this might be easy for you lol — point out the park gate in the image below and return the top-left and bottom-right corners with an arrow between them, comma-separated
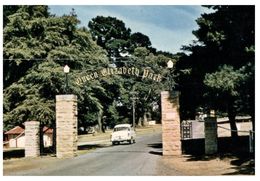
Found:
24,92 -> 220,158
24,92 -> 183,158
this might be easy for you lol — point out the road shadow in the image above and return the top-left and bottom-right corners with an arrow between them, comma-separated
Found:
3,149 -> 25,160
4,146 -> 57,159
147,143 -> 163,156
112,142 -> 133,146
78,144 -> 111,150
222,156 -> 255,175
181,136 -> 255,175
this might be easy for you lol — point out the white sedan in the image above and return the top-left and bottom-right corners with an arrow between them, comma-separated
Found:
110,124 -> 136,145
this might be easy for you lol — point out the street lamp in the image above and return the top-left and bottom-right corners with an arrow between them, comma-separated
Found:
64,65 -> 70,94
130,91 -> 138,128
167,60 -> 174,90
167,60 -> 174,69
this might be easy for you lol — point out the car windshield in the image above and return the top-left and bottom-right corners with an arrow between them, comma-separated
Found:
114,127 -> 129,132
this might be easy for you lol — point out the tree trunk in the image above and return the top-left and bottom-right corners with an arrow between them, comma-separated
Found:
101,116 -> 106,133
229,116 -> 238,138
250,110 -> 255,132
137,117 -> 142,127
52,122 -> 56,154
228,100 -> 238,142
39,122 -> 44,155
142,112 -> 148,126
97,111 -> 103,133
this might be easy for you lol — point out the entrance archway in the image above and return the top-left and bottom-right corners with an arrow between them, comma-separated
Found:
54,90 -> 181,158
54,64 -> 182,158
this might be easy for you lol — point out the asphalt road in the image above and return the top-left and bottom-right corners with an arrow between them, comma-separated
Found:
11,132 -> 180,176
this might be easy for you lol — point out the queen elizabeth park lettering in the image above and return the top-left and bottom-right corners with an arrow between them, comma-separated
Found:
74,66 -> 162,85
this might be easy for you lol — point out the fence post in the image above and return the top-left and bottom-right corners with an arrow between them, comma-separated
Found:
249,130 -> 254,153
204,117 -> 218,155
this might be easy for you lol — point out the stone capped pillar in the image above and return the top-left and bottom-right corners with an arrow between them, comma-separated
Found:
25,121 -> 40,157
161,91 -> 181,156
56,95 -> 78,158
204,117 -> 218,154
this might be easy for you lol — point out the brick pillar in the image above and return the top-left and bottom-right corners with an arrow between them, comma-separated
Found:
56,95 -> 77,158
204,117 -> 218,154
25,121 -> 40,157
161,91 -> 181,156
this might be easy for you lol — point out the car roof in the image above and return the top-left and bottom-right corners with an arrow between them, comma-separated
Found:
114,124 -> 131,128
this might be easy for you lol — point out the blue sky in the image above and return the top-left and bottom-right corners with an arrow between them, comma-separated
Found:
49,5 -> 212,54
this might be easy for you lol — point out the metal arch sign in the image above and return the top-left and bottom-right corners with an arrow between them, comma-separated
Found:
74,66 -> 163,86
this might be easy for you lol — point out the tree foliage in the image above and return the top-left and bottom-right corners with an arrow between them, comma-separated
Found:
87,15 -> 177,128
204,65 -> 245,97
3,6 -> 109,130
177,5 -> 255,137
88,16 -> 131,60
88,16 -> 156,62
3,6 -> 176,132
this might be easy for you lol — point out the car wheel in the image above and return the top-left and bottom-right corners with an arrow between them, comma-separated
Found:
112,141 -> 116,145
128,138 -> 133,144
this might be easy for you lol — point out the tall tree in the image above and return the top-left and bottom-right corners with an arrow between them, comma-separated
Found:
88,16 -> 157,62
88,16 -> 131,60
178,6 -> 255,138
88,16 -> 178,128
3,6 -> 109,130
4,7 -> 178,133
129,32 -> 152,51
204,65 -> 250,138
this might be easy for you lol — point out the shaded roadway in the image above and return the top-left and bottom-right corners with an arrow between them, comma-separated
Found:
8,132 -> 182,176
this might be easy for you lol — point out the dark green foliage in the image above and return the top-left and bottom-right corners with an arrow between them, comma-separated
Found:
177,6 -> 255,136
3,7 -> 176,132
87,15 -> 178,127
204,65 -> 245,97
130,32 -> 152,52
3,6 -> 109,130
88,16 -> 157,62
3,5 -> 21,27
88,16 -> 131,59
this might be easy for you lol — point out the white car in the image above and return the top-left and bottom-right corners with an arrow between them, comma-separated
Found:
111,124 -> 136,145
